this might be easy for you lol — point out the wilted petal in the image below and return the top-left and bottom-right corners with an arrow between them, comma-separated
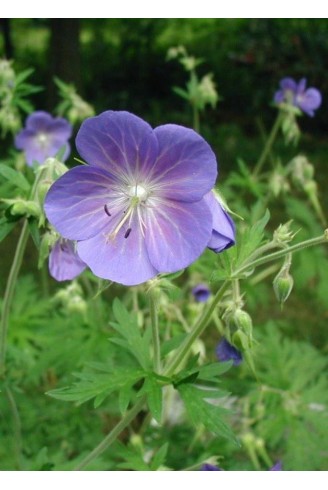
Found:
44,166 -> 123,241
204,191 -> 235,252
76,110 -> 158,181
150,125 -> 217,202
49,240 -> 86,281
145,197 -> 212,272
77,214 -> 158,286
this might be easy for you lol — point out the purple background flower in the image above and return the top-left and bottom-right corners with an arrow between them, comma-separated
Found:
45,111 -> 235,286
200,463 -> 222,471
49,239 -> 86,282
216,338 -> 242,366
192,284 -> 211,303
15,111 -> 72,166
274,77 -> 322,117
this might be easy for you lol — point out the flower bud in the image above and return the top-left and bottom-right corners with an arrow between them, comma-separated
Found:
232,329 -> 252,351
10,199 -> 40,218
273,271 -> 294,305
233,309 -> 253,338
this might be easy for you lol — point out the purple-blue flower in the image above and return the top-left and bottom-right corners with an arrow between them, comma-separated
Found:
44,111 -> 235,286
274,78 -> 322,117
15,111 -> 72,166
269,461 -> 282,471
49,239 -> 86,282
200,463 -> 222,471
216,338 -> 242,366
192,284 -> 211,303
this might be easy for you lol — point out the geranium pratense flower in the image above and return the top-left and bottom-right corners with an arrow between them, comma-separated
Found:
15,111 -> 72,166
44,110 -> 235,286
49,239 -> 86,282
274,78 -> 322,117
216,338 -> 242,366
192,284 -> 211,303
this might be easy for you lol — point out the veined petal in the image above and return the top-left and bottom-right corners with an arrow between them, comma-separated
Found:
77,214 -> 158,286
145,197 -> 212,272
149,125 -> 217,202
76,111 -> 158,182
49,240 -> 86,281
44,166 -> 123,241
204,191 -> 235,252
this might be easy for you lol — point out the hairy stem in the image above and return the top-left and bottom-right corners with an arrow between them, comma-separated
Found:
0,219 -> 30,375
149,290 -> 161,373
253,112 -> 282,177
164,281 -> 230,376
74,395 -> 146,471
4,385 -> 23,470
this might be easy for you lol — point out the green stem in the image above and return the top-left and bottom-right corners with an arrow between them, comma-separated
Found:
4,385 -> 23,470
193,103 -> 200,133
235,231 -> 328,277
149,291 -> 161,373
253,112 -> 282,177
0,219 -> 30,375
73,395 -> 146,471
164,281 -> 230,376
0,167 -> 45,376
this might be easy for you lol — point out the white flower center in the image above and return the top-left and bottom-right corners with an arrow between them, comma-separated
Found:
127,184 -> 148,202
36,132 -> 49,148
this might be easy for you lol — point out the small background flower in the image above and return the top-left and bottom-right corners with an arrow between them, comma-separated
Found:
216,338 -> 243,366
192,283 -> 211,302
15,110 -> 72,165
274,77 -> 322,117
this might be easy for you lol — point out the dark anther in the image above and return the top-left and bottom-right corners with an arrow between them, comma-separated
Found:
124,228 -> 132,239
104,204 -> 111,216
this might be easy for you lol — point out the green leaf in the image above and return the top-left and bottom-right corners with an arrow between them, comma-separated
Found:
172,86 -> 190,100
198,361 -> 233,381
28,218 -> 41,248
47,366 -> 145,407
0,164 -> 31,192
141,374 -> 163,424
0,216 -> 16,242
235,209 -> 270,267
150,443 -> 169,470
119,383 -> 134,414
14,68 -> 34,85
111,298 -> 152,370
176,383 -> 237,443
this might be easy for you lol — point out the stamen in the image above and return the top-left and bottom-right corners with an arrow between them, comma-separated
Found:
104,204 -> 111,216
124,228 -> 132,239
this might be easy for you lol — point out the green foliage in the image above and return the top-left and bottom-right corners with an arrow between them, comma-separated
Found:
110,298 -> 152,370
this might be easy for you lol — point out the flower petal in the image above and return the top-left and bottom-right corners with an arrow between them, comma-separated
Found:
279,77 -> 297,92
77,214 -> 158,286
44,166 -> 122,241
49,240 -> 86,281
297,88 -> 322,116
76,110 -> 158,181
150,124 -> 217,202
204,191 -> 235,252
145,197 -> 212,272
26,111 -> 54,131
